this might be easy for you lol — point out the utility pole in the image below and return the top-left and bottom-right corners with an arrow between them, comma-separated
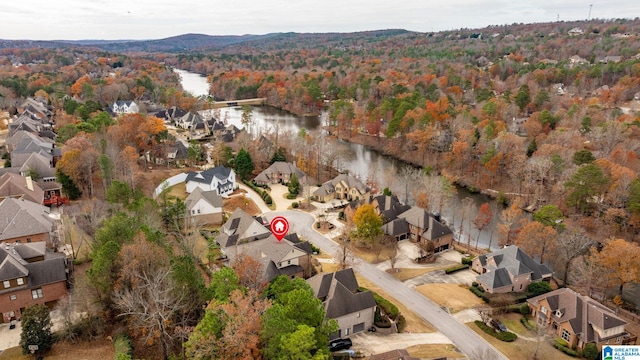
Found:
588,4 -> 593,21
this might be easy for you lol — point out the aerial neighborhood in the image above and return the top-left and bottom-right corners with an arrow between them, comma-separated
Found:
1,17 -> 640,360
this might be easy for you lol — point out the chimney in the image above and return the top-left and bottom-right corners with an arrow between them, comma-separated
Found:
26,176 -> 34,191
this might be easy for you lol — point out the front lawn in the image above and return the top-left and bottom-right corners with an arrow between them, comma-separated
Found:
416,284 -> 485,312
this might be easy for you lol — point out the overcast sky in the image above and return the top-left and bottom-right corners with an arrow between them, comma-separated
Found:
3,0 -> 638,40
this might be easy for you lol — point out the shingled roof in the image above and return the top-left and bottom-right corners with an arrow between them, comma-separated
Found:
0,197 -> 52,241
253,161 -> 307,184
215,208 -> 271,248
0,173 -> 45,204
476,245 -> 552,290
528,288 -> 627,344
307,268 -> 376,320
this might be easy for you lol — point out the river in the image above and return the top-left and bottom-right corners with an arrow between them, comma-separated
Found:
175,69 -> 500,250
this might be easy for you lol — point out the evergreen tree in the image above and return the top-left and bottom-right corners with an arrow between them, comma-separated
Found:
288,173 -> 300,195
234,148 -> 254,180
20,304 -> 53,355
56,170 -> 81,200
526,138 -> 537,158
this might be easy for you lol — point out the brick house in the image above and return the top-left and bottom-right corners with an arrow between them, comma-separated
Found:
253,161 -> 307,186
313,173 -> 370,202
528,288 -> 636,350
0,197 -> 55,248
0,242 -> 68,323
472,245 -> 552,294
383,206 -> 453,252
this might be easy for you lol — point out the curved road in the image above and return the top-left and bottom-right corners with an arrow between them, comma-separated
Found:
266,211 -> 508,360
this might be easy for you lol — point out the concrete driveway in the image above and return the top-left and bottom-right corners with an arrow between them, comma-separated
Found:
350,332 -> 453,356
404,268 -> 478,288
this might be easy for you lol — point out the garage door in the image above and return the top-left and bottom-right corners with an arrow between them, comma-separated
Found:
353,322 -> 365,333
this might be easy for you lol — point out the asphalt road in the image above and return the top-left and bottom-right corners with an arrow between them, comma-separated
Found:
267,210 -> 508,360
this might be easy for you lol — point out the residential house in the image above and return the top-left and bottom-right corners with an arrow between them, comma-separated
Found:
176,112 -> 207,132
472,245 -> 552,294
383,206 -> 453,252
0,173 -> 45,205
253,161 -> 307,186
111,101 -> 140,115
185,166 -> 236,197
185,187 -> 223,226
307,268 -> 376,339
598,55 -> 622,64
0,197 -> 55,248
0,242 -> 69,324
369,349 -> 420,360
162,140 -> 189,166
215,209 -> 313,279
313,174 -> 370,202
528,288 -> 637,350
154,106 -> 187,123
569,55 -> 589,68
343,194 -> 410,224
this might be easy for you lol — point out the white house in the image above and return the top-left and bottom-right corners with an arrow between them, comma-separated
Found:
111,101 -> 140,115
185,166 -> 236,197
185,187 -> 223,226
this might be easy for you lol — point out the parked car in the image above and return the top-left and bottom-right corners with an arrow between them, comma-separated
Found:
329,338 -> 353,352
490,319 -> 508,332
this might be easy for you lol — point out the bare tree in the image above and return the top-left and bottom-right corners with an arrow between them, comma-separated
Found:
460,197 -> 476,250
556,229 -> 593,286
114,268 -> 187,360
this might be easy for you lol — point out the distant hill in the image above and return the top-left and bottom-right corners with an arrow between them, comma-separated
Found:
0,29 -> 413,53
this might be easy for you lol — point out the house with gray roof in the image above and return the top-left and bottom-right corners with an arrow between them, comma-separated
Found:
382,206 -> 453,252
528,288 -> 636,350
472,245 -> 552,294
0,173 -> 45,205
253,161 -> 306,186
0,197 -> 55,248
0,242 -> 68,324
307,268 -> 376,339
185,165 -> 236,197
215,208 -> 272,248
215,208 -> 312,279
344,194 -> 410,224
185,187 -> 223,226
313,173 -> 370,202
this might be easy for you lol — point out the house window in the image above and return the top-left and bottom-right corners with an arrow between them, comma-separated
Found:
541,306 -> 547,314
345,328 -> 349,336
561,329 -> 571,343
27,237 -> 31,243
17,278 -> 24,285
3,280 -> 9,289
31,288 -> 43,299
10,295 -> 17,301
616,336 -> 621,343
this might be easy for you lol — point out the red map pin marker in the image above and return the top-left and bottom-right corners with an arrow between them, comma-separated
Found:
270,216 -> 289,241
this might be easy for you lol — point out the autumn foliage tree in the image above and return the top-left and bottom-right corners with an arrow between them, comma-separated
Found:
185,289 -> 270,360
515,222 -> 557,263
473,202 -> 493,250
497,200 -> 527,247
591,238 -> 640,296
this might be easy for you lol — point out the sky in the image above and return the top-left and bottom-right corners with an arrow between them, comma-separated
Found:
2,0 -> 639,40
